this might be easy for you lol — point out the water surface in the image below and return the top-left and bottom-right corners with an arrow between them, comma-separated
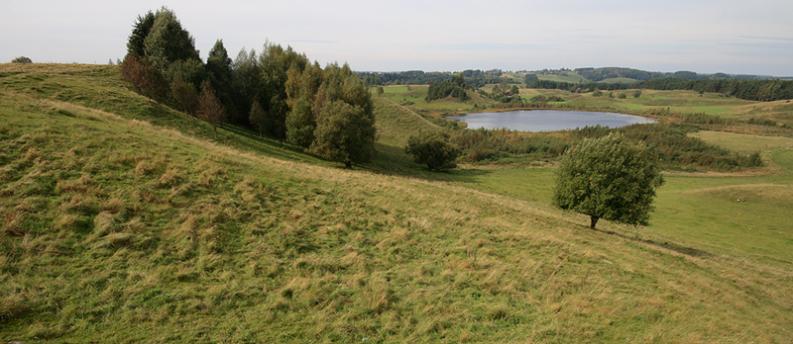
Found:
449,110 -> 654,132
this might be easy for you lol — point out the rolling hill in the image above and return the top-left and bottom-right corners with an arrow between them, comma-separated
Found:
1,64 -> 792,343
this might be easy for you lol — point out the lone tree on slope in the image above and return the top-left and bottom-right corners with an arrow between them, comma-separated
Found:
553,133 -> 664,229
197,81 -> 226,136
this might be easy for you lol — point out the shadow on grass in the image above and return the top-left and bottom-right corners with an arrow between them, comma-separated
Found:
366,142 -> 492,183
592,227 -> 711,258
219,123 -> 327,165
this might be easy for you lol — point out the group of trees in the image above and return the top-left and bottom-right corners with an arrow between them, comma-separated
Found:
426,73 -> 468,101
640,78 -> 793,101
524,73 -> 793,101
120,8 -> 375,166
403,129 -> 667,229
486,84 -> 522,103
11,56 -> 32,64
358,69 -> 505,88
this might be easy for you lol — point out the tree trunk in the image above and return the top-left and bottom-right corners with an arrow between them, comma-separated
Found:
589,216 -> 599,229
344,160 -> 352,169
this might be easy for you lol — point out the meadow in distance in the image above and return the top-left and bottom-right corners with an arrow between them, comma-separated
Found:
1,5 -> 793,343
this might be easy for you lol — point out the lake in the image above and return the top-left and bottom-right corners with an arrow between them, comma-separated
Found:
449,110 -> 655,132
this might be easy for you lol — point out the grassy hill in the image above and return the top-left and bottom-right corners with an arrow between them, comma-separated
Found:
2,64 -> 793,342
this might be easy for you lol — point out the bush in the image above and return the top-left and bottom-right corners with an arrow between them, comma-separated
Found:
11,56 -> 32,64
553,133 -> 664,229
405,132 -> 460,171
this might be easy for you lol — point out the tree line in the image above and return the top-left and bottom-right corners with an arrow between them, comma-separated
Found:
358,69 -> 505,88
640,78 -> 793,101
524,74 -> 793,101
120,8 -> 375,167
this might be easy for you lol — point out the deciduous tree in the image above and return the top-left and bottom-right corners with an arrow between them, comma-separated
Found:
553,133 -> 664,229
310,100 -> 375,168
197,81 -> 226,135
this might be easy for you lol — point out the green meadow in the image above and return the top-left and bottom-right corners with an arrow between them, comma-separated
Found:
2,64 -> 792,343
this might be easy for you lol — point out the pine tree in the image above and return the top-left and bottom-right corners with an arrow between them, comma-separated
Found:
143,8 -> 200,73
231,48 -> 261,126
207,40 -> 236,118
126,11 -> 155,56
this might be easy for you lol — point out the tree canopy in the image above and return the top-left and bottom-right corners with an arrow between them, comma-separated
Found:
553,133 -> 664,229
121,8 -> 377,165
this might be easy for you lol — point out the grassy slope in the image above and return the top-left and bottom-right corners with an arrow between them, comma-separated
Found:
2,65 -> 793,343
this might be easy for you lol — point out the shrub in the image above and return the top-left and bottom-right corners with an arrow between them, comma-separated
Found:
405,132 -> 460,171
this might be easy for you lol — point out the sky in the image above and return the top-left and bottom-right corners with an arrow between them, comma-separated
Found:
2,0 -> 793,75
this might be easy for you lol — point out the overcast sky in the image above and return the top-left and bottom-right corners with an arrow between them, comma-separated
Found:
2,0 -> 793,75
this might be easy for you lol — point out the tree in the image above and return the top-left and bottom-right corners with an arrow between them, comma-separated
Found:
197,81 -> 226,135
126,11 -> 155,56
307,63 -> 376,166
553,133 -> 664,229
285,96 -> 315,147
121,54 -> 168,100
310,100 -> 376,168
249,99 -> 267,136
143,8 -> 200,73
165,58 -> 206,90
231,48 -> 261,126
11,56 -> 32,64
206,40 -> 236,117
258,43 -> 309,139
405,132 -> 460,171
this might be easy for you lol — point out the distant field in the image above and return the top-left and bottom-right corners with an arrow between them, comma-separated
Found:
536,71 -> 587,83
598,77 -> 640,84
383,83 -> 791,124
